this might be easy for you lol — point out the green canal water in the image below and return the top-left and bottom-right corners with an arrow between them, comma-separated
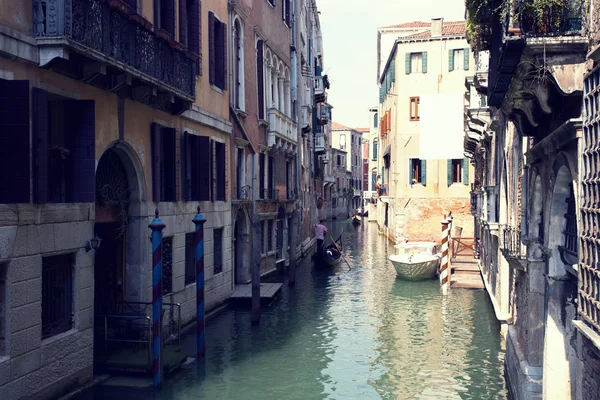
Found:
78,221 -> 507,400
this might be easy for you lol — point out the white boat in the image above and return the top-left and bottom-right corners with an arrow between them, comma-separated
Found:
389,242 -> 441,281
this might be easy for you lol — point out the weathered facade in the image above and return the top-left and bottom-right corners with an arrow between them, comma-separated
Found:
0,0 -> 232,398
465,0 -> 593,398
331,123 -> 363,216
376,18 -> 475,244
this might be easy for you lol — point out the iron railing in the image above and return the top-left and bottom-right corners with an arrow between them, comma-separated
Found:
42,254 -> 73,339
237,185 -> 251,201
500,224 -> 525,259
260,188 -> 280,201
32,0 -> 196,97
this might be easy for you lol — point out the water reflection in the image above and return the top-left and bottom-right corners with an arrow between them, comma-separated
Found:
76,220 -> 506,400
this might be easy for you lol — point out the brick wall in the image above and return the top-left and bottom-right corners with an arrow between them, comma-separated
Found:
581,334 -> 600,400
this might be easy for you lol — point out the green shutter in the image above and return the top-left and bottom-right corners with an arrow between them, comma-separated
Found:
447,159 -> 453,186
422,52 -> 428,73
408,158 -> 413,183
405,52 -> 411,74
464,48 -> 470,70
390,58 -> 396,82
421,160 -> 427,186
448,49 -> 454,72
379,85 -> 385,103
462,158 -> 469,185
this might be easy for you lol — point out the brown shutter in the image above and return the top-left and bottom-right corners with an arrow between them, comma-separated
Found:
182,132 -> 190,200
179,0 -> 187,46
189,0 -> 200,74
0,80 -> 30,204
174,129 -> 181,201
164,0 -> 175,36
198,0 -> 202,75
215,142 -> 226,201
198,136 -> 210,201
257,40 -> 264,119
221,21 -> 227,91
208,12 -> 215,85
162,127 -> 177,201
151,123 -> 162,202
33,88 -> 49,204
68,100 -> 96,203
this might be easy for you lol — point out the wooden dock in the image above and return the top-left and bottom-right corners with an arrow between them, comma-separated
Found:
450,255 -> 484,289
230,283 -> 283,306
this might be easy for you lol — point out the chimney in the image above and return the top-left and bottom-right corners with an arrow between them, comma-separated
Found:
431,17 -> 443,37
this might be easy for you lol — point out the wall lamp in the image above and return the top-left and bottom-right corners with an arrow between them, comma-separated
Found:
85,236 -> 102,252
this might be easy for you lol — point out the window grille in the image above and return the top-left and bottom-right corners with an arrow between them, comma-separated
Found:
42,254 -> 73,339
214,228 -> 223,274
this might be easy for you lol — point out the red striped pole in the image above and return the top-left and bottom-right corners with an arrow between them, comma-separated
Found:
149,208 -> 165,388
440,215 -> 450,295
192,206 -> 207,359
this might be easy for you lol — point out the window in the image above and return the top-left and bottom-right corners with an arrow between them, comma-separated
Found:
179,0 -> 200,75
259,153 -> 266,199
257,40 -> 265,119
340,134 -> 346,149
32,89 -> 95,204
373,112 -> 378,128
448,159 -> 469,185
214,228 -> 223,274
0,264 -> 6,355
233,19 -> 244,109
287,217 -> 292,248
337,155 -> 341,166
237,148 -> 245,198
154,0 -> 175,37
449,48 -> 470,72
0,80 -> 30,204
209,12 -> 227,90
183,133 -> 210,201
151,123 -> 177,202
410,158 -> 427,185
409,97 -> 420,121
185,233 -> 196,285
42,254 -> 73,339
268,0 -> 275,6
373,141 -> 378,160
162,237 -> 173,294
268,156 -> 275,199
268,220 -> 274,251
282,0 -> 291,26
371,172 -> 377,191
261,221 -> 266,254
213,141 -> 226,201
405,52 -> 427,74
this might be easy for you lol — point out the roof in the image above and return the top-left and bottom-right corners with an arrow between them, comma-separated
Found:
331,122 -> 353,131
356,128 -> 370,133
381,21 -> 431,29
403,21 -> 466,39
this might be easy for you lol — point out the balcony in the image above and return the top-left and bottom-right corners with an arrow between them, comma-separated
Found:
33,0 -> 196,114
314,76 -> 326,103
500,224 -> 527,271
267,108 -> 297,154
301,105 -> 312,134
260,189 -> 280,201
319,105 -> 329,124
377,184 -> 388,197
473,51 -> 489,92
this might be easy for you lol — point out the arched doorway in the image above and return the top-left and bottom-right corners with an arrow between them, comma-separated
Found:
543,164 -> 578,399
234,208 -> 250,284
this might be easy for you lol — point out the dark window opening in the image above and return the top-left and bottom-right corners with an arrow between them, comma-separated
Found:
152,124 -> 177,202
410,97 -> 420,121
162,237 -> 173,295
42,254 -> 73,339
268,156 -> 275,199
257,40 -> 265,119
214,141 -> 226,201
259,153 -> 266,199
214,228 -> 223,274
268,220 -> 274,251
185,233 -> 196,285
179,0 -> 200,73
155,0 -> 175,36
237,148 -> 244,198
209,12 -> 227,90
0,264 -> 6,355
183,133 -> 210,201
411,158 -> 423,184
233,19 -> 243,109
451,159 -> 463,184
563,183 -> 578,257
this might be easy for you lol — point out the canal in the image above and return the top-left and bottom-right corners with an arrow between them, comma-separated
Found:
77,221 -> 507,399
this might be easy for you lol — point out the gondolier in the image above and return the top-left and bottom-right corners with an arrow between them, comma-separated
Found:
315,219 -> 328,255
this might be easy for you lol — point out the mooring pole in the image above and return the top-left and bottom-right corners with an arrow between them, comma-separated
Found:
192,206 -> 207,359
440,215 -> 450,295
149,208 -> 166,388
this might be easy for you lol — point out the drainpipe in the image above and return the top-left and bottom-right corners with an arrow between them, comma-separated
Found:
289,0 -> 300,286
251,151 -> 261,325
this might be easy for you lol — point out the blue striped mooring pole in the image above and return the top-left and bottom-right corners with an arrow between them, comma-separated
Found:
192,206 -> 207,359
149,208 -> 165,388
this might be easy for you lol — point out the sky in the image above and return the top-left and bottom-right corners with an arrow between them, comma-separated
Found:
317,0 -> 466,129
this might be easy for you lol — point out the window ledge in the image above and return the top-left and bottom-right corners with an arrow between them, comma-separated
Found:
574,320 -> 600,352
42,328 -> 78,346
267,251 -> 276,257
235,108 -> 248,118
211,85 -> 224,94
266,0 -> 275,8
258,118 -> 269,127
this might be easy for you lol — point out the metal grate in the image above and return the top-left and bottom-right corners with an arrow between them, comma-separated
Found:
42,254 -> 73,339
580,66 -> 600,333
214,228 -> 223,275
184,233 -> 195,285
563,183 -> 578,257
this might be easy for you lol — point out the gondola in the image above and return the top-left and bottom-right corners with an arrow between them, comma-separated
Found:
317,234 -> 343,267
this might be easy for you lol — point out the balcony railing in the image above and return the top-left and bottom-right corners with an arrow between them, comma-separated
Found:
377,184 -> 388,197
268,108 -> 297,150
515,0 -> 584,36
33,0 -> 196,101
315,133 -> 325,154
260,188 -> 280,201
500,224 -> 528,270
236,185 -> 252,201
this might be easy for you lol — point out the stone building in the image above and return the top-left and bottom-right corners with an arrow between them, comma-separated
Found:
376,18 -> 474,244
0,0 -> 233,398
363,107 -> 380,220
464,0 -> 596,398
331,123 -> 363,215
331,148 -> 350,219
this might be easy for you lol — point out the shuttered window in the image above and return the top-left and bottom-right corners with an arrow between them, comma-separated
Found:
410,97 -> 420,121
180,0 -> 201,74
32,91 -> 95,204
259,153 -> 266,199
449,48 -> 469,71
154,0 -> 175,37
448,159 -> 469,185
182,133 -> 210,201
406,52 -> 427,74
257,40 -> 265,119
410,159 -> 426,185
0,80 -> 30,204
283,0 -> 291,26
215,141 -> 226,201
214,228 -> 223,274
209,12 -> 227,90
151,123 -> 177,202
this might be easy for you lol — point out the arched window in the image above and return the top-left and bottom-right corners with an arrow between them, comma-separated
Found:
233,18 -> 244,110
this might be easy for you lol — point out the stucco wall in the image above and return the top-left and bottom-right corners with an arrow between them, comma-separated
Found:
0,1 -> 31,35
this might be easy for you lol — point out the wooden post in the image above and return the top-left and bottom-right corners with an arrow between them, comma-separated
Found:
440,215 -> 450,295
192,206 -> 207,359
149,208 -> 165,388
